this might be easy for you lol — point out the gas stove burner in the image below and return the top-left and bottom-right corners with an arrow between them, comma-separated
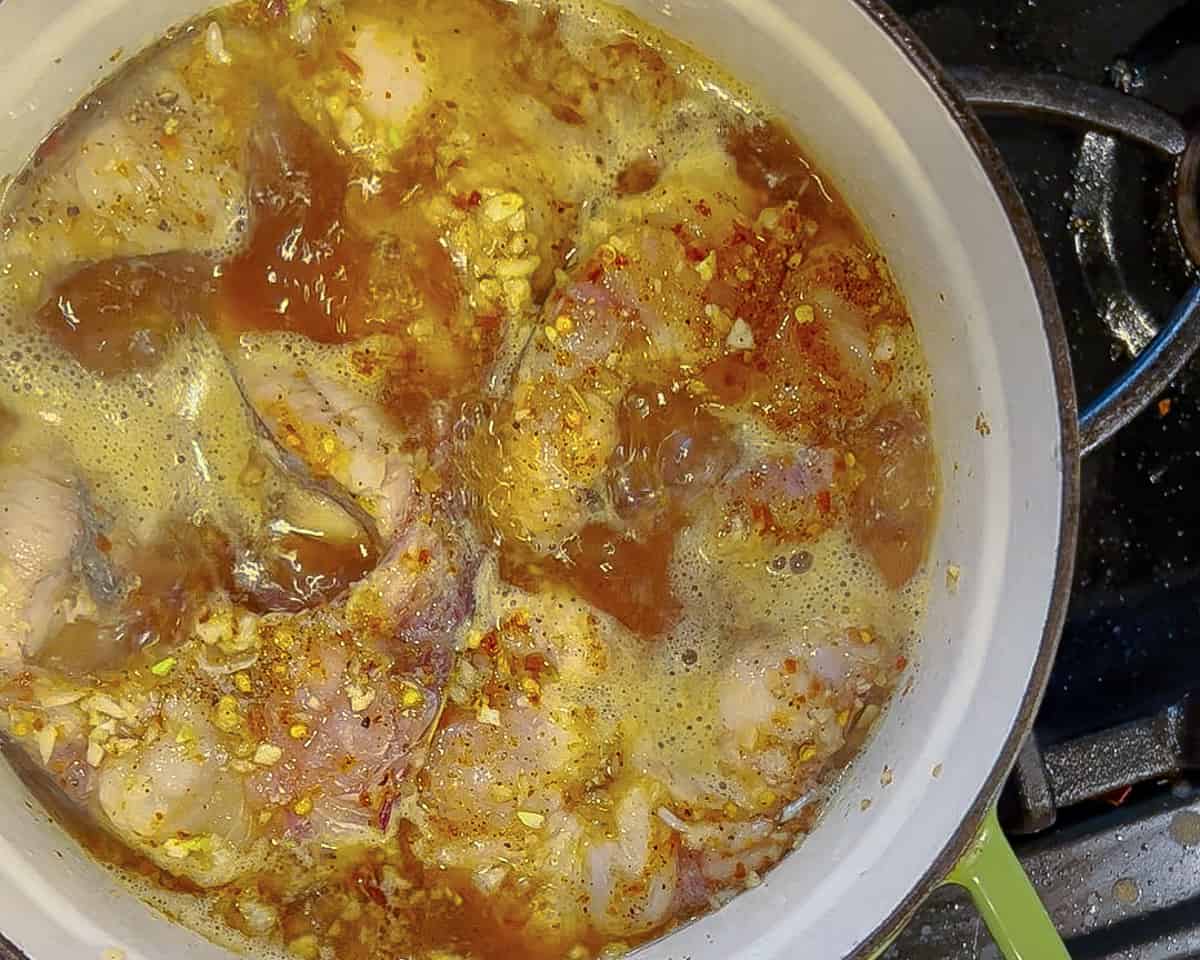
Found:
953,67 -> 1200,454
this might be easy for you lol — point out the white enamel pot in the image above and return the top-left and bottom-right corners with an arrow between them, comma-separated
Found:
0,1 -> 1089,959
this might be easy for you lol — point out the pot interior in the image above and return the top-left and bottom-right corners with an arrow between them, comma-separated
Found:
0,1 -> 1071,957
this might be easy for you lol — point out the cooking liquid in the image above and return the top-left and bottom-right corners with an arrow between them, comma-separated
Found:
0,1 -> 938,958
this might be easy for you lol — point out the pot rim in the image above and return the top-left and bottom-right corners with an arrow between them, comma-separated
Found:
846,1 -> 1081,956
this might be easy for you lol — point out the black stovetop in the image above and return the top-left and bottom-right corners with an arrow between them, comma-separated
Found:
887,2 -> 1200,958
908,0 -> 1200,741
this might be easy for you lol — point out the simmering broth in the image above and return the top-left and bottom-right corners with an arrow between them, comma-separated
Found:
0,1 -> 938,957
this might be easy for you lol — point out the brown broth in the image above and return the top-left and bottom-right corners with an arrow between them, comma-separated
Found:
218,108 -> 374,343
37,255 -> 213,376
0,0 -> 939,957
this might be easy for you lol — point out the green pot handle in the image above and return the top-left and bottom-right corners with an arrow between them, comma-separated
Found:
946,807 -> 1071,960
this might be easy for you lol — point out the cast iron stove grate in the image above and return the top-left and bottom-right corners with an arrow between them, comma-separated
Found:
888,2 -> 1200,958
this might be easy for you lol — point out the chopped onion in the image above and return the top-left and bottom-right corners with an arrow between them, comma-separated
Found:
197,648 -> 259,676
780,792 -> 812,822
656,806 -> 691,833
205,22 -> 232,65
291,10 -> 317,45
474,865 -> 509,894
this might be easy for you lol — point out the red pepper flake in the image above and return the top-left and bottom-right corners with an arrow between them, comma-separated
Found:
551,103 -> 585,126
684,245 -> 708,263
350,349 -> 382,377
750,501 -> 777,534
733,861 -> 747,880
377,790 -> 396,832
586,264 -> 605,283
480,631 -> 501,656
33,122 -> 68,165
336,50 -> 364,77
453,189 -> 483,210
524,653 -> 546,675
504,611 -> 531,634
353,865 -> 388,906
1158,397 -> 1172,417
895,655 -> 908,671
94,534 -> 112,554
729,223 -> 755,245
782,657 -> 798,675
816,490 -> 832,514
613,253 -> 630,268
245,705 -> 268,740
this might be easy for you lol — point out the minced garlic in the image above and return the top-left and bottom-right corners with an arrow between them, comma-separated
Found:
214,695 -> 241,733
725,316 -> 755,351
164,835 -> 211,859
477,704 -> 501,726
86,694 -> 127,720
204,21 -> 232,65
34,688 -> 85,708
488,783 -> 515,803
348,685 -> 376,713
400,686 -> 425,709
36,725 -> 57,764
483,192 -> 524,222
253,743 -> 283,766
946,564 -> 961,592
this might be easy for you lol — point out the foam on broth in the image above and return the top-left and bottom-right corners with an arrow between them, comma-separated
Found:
0,1 -> 939,957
